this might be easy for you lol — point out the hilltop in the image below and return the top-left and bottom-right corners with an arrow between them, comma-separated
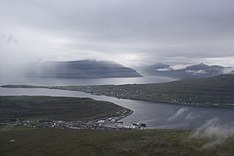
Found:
2,127 -> 234,156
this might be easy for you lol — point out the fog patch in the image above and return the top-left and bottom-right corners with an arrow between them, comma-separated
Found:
170,64 -> 191,70
184,112 -> 200,121
222,67 -> 234,74
189,118 -> 234,149
0,125 -> 14,132
167,107 -> 189,122
0,62 -> 29,85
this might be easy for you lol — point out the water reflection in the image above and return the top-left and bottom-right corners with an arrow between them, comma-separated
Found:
0,76 -> 176,86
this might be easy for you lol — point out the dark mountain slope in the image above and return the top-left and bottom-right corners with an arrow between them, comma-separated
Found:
26,60 -> 142,78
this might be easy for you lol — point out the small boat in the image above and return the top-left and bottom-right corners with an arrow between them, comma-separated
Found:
132,121 -> 146,128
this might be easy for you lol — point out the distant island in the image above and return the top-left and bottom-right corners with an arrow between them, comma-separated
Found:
140,63 -> 233,79
26,60 -> 142,78
4,74 -> 234,108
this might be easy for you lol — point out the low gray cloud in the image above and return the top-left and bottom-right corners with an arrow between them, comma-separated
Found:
167,107 -> 189,122
189,118 -> 234,149
1,0 -> 234,68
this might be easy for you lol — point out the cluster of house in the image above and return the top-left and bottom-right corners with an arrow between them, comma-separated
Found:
1,117 -> 146,130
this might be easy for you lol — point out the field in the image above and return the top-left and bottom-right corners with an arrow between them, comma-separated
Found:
1,126 -> 234,156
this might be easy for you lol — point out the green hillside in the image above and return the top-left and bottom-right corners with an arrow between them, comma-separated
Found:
0,96 -> 130,122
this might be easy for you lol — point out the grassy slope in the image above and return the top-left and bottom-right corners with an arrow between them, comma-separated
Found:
0,96 -> 129,121
1,126 -> 234,156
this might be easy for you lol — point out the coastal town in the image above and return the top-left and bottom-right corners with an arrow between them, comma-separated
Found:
0,108 -> 146,131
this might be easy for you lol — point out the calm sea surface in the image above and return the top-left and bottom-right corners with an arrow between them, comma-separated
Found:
0,76 -> 175,86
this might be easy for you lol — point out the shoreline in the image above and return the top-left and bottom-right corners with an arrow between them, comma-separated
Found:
0,95 -> 135,131
2,85 -> 234,109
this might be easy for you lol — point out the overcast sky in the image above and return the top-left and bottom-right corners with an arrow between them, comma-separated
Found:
1,0 -> 234,68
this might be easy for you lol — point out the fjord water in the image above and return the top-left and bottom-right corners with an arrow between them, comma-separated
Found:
1,76 -> 234,129
0,76 -> 175,86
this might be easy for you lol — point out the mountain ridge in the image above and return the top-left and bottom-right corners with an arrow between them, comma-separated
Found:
140,63 -> 230,79
26,60 -> 142,78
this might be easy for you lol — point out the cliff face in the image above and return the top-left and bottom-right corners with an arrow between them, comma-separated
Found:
27,60 -> 142,78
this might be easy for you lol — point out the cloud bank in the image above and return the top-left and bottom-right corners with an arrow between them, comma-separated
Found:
1,0 -> 234,71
